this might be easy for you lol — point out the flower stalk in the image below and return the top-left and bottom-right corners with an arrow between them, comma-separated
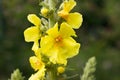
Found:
9,0 -> 98,80
23,0 -> 83,80
47,70 -> 56,80
48,0 -> 58,28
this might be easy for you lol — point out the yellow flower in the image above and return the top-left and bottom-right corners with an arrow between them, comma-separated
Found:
24,14 -> 41,52
29,56 -> 44,71
58,0 -> 83,29
40,22 -> 80,65
29,56 -> 45,80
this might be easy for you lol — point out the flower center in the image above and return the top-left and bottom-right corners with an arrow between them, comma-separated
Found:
35,59 -> 43,69
55,36 -> 62,42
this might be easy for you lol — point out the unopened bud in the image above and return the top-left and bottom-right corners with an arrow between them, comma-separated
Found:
57,66 -> 65,74
41,7 -> 49,17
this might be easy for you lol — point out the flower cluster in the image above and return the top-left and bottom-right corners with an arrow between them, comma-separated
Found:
24,0 -> 83,80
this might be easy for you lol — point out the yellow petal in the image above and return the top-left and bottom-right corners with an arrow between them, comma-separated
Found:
56,55 -> 67,65
60,22 -> 76,37
41,36 -> 61,64
49,48 -> 59,64
48,46 -> 67,65
63,0 -> 76,12
40,36 -> 54,56
32,41 -> 39,52
29,67 -> 45,80
47,23 -> 59,38
34,48 -> 42,58
61,37 -> 80,59
24,26 -> 40,42
27,14 -> 41,26
66,12 -> 83,29
53,37 -> 80,65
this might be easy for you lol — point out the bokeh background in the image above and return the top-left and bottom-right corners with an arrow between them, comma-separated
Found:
0,0 -> 120,80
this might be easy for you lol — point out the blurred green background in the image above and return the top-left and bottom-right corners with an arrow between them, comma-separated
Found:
0,0 -> 120,80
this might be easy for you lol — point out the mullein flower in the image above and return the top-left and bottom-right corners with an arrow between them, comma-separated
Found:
29,56 -> 45,80
29,56 -> 45,71
40,22 -> 80,65
58,0 -> 83,29
24,14 -> 41,52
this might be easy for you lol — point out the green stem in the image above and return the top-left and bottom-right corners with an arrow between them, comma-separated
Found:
49,0 -> 56,9
48,0 -> 57,28
46,65 -> 57,80
47,71 -> 56,80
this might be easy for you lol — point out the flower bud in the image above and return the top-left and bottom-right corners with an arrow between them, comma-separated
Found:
41,7 -> 49,17
57,66 -> 65,74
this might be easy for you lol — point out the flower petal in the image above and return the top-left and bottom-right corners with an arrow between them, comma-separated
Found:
24,26 -> 40,42
66,12 -> 83,29
27,14 -> 41,26
56,55 -> 67,65
49,48 -> 59,64
47,23 -> 59,38
34,48 -> 42,58
60,22 -> 76,37
29,56 -> 44,71
63,0 -> 76,12
61,37 -> 80,59
32,41 -> 39,52
29,67 -> 45,80
40,36 -> 54,56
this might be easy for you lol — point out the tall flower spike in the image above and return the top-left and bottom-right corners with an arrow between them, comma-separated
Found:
58,0 -> 83,29
24,14 -> 41,52
40,22 -> 80,65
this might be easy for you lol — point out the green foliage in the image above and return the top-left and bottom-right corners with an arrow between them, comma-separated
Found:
81,57 -> 96,80
8,69 -> 24,80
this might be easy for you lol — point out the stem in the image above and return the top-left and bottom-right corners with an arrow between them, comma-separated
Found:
48,0 -> 57,28
47,71 -> 56,80
49,0 -> 56,9
46,65 -> 57,80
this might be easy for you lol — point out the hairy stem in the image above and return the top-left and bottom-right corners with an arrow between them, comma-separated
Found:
48,0 -> 58,28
